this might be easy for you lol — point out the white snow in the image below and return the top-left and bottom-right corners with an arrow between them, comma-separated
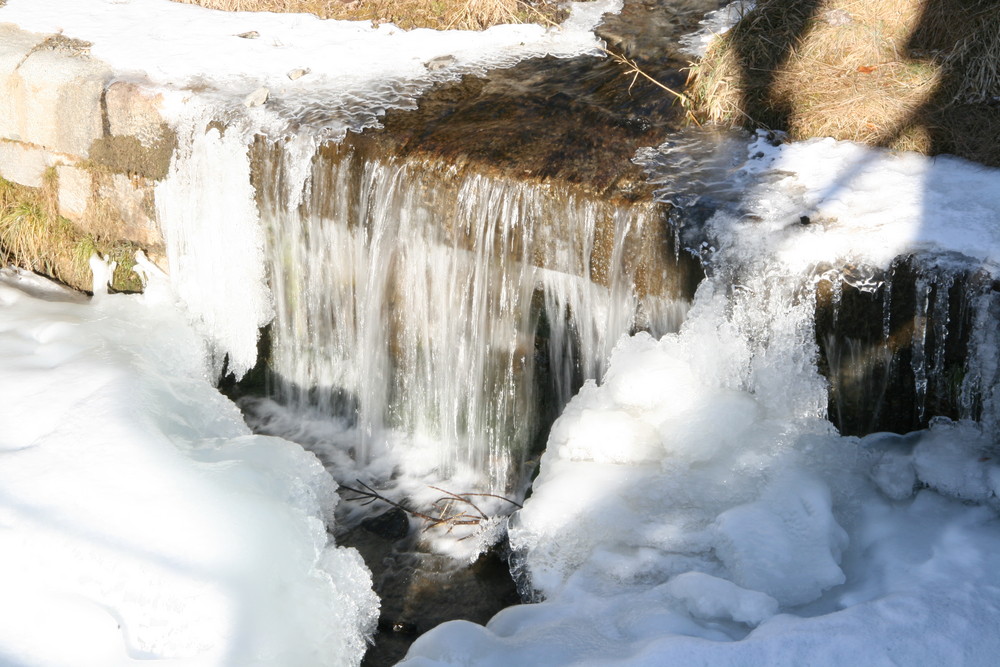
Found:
0,266 -> 378,665
640,130 -> 1000,277
404,287 -> 1000,667
731,134 -> 1000,274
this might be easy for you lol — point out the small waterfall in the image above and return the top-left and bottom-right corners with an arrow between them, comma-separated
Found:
250,137 -> 691,491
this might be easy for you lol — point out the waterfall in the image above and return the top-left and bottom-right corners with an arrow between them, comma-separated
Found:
155,118 -> 1000,504
249,137 -> 690,492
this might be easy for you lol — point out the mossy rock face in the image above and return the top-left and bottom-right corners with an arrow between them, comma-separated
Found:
0,175 -> 146,293
88,132 -> 176,181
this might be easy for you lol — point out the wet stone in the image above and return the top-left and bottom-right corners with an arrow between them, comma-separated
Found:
362,508 -> 410,541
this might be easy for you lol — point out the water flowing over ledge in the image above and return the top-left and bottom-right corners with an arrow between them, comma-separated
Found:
244,134 -> 692,495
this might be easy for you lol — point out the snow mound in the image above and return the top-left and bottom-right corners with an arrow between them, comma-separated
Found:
0,275 -> 378,665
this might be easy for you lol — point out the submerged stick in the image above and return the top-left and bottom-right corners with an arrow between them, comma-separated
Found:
339,480 -> 522,533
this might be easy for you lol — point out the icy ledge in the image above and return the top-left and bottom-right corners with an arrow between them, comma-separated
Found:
0,267 -> 378,666
0,0 -> 623,379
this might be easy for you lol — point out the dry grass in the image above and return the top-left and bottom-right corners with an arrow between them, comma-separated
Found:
689,0 -> 1000,163
171,0 -> 566,30
0,174 -> 143,293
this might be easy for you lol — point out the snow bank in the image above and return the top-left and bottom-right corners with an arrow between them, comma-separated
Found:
639,130 -> 1000,277
404,285 -> 1000,667
0,268 -> 377,665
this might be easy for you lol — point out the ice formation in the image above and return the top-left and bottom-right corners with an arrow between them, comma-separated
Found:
402,135 -> 1000,665
679,0 -> 754,58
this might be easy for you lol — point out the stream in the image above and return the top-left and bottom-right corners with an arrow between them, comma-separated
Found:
2,0 -> 998,664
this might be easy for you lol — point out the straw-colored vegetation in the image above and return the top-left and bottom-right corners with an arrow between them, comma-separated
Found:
0,173 -> 144,292
689,0 -> 1000,164
171,0 -> 567,30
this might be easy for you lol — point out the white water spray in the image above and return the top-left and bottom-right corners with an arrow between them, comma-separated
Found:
255,142 -> 687,491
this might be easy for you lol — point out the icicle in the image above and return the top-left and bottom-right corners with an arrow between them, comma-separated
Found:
155,112 -> 273,380
911,275 -> 931,422
88,253 -> 116,297
961,287 -> 1000,430
929,273 -> 953,406
881,267 -> 893,342
830,276 -> 843,329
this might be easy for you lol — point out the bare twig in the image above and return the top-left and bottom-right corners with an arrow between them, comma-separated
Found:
339,480 -> 522,534
603,48 -> 692,106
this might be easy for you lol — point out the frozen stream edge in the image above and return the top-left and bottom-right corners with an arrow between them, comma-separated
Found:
401,132 -> 1000,665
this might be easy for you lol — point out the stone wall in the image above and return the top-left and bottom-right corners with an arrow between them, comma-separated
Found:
0,23 -> 171,283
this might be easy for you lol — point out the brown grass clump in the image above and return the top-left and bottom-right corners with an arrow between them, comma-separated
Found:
689,0 -> 1000,165
170,0 -> 567,30
0,174 -> 143,293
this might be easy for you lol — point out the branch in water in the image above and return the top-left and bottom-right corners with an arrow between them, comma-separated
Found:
339,480 -> 522,534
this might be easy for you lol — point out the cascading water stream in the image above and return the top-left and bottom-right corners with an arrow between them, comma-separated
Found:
7,0 -> 1000,661
248,137 -> 689,495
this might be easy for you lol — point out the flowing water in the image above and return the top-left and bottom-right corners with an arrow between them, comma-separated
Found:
209,0 -> 720,499
248,136 -> 691,492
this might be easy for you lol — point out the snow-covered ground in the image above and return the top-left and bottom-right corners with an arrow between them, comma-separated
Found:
0,266 -> 378,665
638,130 -> 1000,276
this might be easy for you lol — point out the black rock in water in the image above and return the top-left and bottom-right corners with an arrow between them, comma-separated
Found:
362,508 -> 410,541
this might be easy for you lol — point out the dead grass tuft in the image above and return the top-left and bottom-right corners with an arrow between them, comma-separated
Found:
0,176 -> 144,293
170,0 -> 567,30
689,0 -> 1000,164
